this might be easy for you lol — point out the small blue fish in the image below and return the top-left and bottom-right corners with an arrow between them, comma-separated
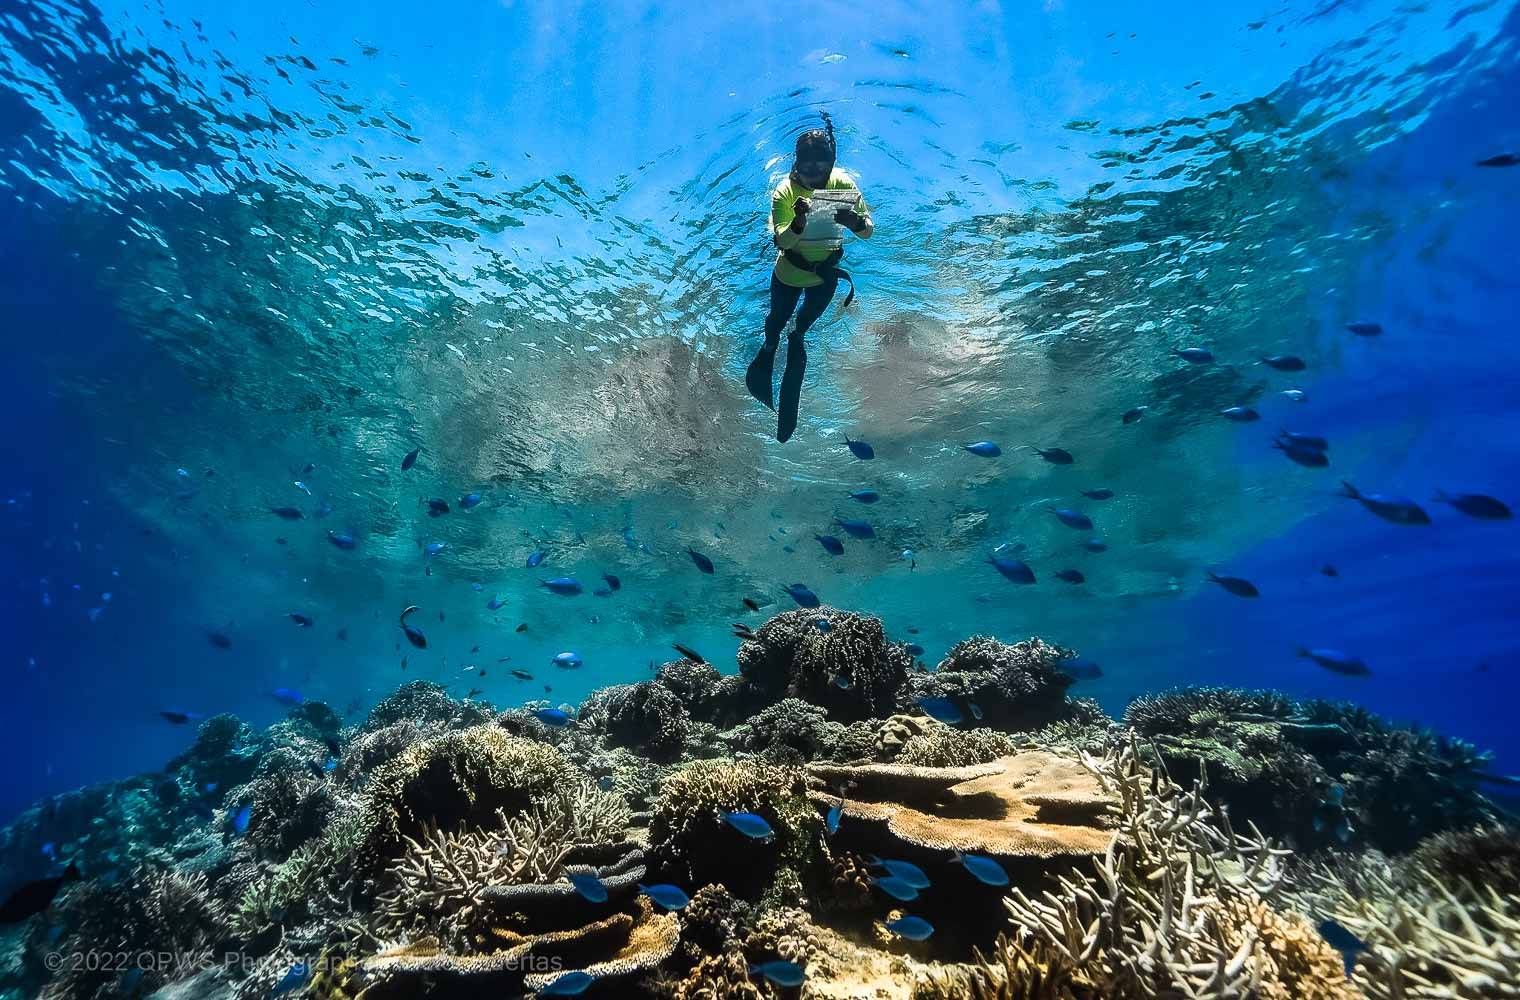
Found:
1083,538 -> 1107,552
866,856 -> 930,889
988,555 -> 1036,584
321,757 -> 339,773
596,776 -> 615,791
470,582 -> 484,592
815,534 -> 845,556
535,708 -> 572,727
718,811 -> 774,841
293,481 -> 313,497
232,803 -> 252,835
1279,431 -> 1329,451
40,842 -> 55,859
1055,569 -> 1085,584
951,850 -> 1009,886
870,876 -> 919,901
270,688 -> 304,706
458,492 -> 483,509
834,518 -> 874,539
1031,447 -> 1075,465
538,970 -> 595,996
1062,658 -> 1103,680
885,915 -> 935,941
688,548 -> 715,574
906,643 -> 925,656
969,701 -> 983,721
1317,918 -> 1369,977
1262,354 -> 1307,371
1220,406 -> 1260,422
487,595 -> 507,611
1324,783 -> 1345,806
812,618 -> 832,633
1281,389 -> 1308,402
1122,405 -> 1149,424
1338,482 -> 1430,525
749,961 -> 806,987
826,800 -> 842,835
639,883 -> 691,911
917,697 -> 963,725
845,436 -> 875,460
1174,347 -> 1213,363
1345,321 -> 1382,337
271,962 -> 310,996
542,577 -> 584,596
424,541 -> 447,556
1080,488 -> 1114,500
327,531 -> 357,550
602,572 -> 622,591
1433,491 -> 1511,520
527,550 -> 546,568
203,782 -> 218,793
963,441 -> 1001,457
565,872 -> 608,903
831,673 -> 852,690
1276,441 -> 1330,467
552,652 -> 583,669
785,583 -> 820,608
1299,648 -> 1371,676
1049,507 -> 1093,530
1207,572 -> 1259,598
848,489 -> 880,503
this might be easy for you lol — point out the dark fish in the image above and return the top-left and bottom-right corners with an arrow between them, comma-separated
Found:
487,595 -> 507,611
834,518 -> 874,539
845,436 -> 875,460
785,583 -> 821,608
1279,430 -> 1329,451
270,687 -> 304,706
1055,569 -> 1086,584
1275,441 -> 1330,467
1220,406 -> 1260,422
1320,563 -> 1339,577
425,498 -> 450,516
1031,447 -> 1075,465
516,623 -> 529,632
597,776 -> 615,791
1338,482 -> 1430,525
327,531 -> 357,550
1050,507 -> 1094,530
1434,491 -> 1511,520
206,631 -> 232,650
1062,658 -> 1103,680
1080,488 -> 1114,500
511,670 -> 533,681
749,960 -> 806,987
1122,406 -> 1149,424
848,489 -> 880,503
963,440 -> 1001,457
1345,321 -> 1382,336
288,612 -> 314,627
733,624 -> 758,641
1299,648 -> 1371,676
458,492 -> 483,509
0,862 -> 81,924
157,711 -> 202,725
987,555 -> 1036,584
672,643 -> 705,663
401,447 -> 420,470
1174,347 -> 1213,363
602,572 -> 622,591
1261,354 -> 1307,371
398,606 -> 427,648
687,548 -> 715,574
541,577 -> 583,596
527,550 -> 546,568
269,506 -> 304,520
1206,572 -> 1259,598
815,534 -> 845,555
1084,538 -> 1107,552
337,627 -> 348,641
905,643 -> 925,656
1476,153 -> 1520,167
743,598 -> 761,612
906,626 -> 919,634
1317,918 -> 1369,976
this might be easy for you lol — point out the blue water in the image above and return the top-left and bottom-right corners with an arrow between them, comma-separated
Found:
2,0 -> 1518,821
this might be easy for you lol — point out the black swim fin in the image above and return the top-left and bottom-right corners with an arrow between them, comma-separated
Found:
776,340 -> 807,442
745,344 -> 777,410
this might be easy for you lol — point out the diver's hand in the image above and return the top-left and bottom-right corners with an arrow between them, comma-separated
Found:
835,208 -> 866,234
789,198 -> 811,233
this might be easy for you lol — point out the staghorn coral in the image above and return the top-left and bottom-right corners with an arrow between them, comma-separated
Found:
905,636 -> 1076,732
649,760 -> 823,899
1406,825 -> 1520,897
735,606 -> 912,721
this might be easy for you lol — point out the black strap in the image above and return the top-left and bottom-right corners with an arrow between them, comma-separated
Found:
783,248 -> 856,310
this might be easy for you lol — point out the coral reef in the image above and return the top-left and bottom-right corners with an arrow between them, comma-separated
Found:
735,606 -> 912,721
583,679 -> 693,762
904,636 -> 1078,732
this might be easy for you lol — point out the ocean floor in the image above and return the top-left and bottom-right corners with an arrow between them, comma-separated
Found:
2,607 -> 1516,999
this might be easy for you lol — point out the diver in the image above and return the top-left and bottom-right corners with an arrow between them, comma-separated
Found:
745,119 -> 873,442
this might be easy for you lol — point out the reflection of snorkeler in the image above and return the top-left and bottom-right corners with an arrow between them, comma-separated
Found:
745,119 -> 874,442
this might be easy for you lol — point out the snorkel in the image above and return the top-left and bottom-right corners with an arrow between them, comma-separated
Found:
790,117 -> 836,189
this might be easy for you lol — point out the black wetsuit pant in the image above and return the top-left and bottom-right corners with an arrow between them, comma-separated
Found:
747,274 -> 839,442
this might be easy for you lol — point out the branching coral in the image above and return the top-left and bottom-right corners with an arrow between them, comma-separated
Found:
906,636 -> 1076,732
895,725 -> 1020,768
735,606 -> 911,721
586,679 -> 693,762
359,681 -> 496,733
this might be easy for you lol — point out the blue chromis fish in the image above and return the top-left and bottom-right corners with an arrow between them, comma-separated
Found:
905,643 -> 925,656
565,872 -> 608,903
1083,538 -> 1108,552
811,619 -> 832,633
1275,440 -> 1330,467
1345,321 -> 1382,336
1206,572 -> 1259,598
458,492 -> 483,509
288,612 -> 314,627
785,583 -> 821,608
1031,446 -> 1075,465
527,550 -> 547,568
1338,482 -> 1430,525
749,960 -> 806,987
963,440 -> 1001,457
687,547 -> 715,574
537,970 -> 594,996
848,489 -> 880,503
602,572 -> 622,591
535,708 -> 572,727
917,697 -> 963,725
1080,488 -> 1114,500
866,856 -> 930,889
542,577 -> 584,596
1122,405 -> 1149,424
269,506 -> 304,520
399,606 -> 427,648
1220,406 -> 1260,422
487,595 -> 507,611
831,673 -> 852,690
1174,346 -> 1213,363
1281,388 -> 1308,402
271,962 -> 310,997
988,555 -> 1035,584
885,914 -> 935,941
327,531 -> 357,550
1261,354 -> 1307,371
639,883 -> 691,911
1317,918 -> 1369,977
1054,569 -> 1085,584
834,518 -> 874,539
553,651 -> 583,669
870,875 -> 919,901
815,534 -> 845,555
1049,507 -> 1093,530
826,799 -> 843,835
596,776 -> 615,791
951,850 -> 1009,886
401,447 -> 420,470
1434,491 -> 1511,520
1278,430 -> 1329,451
844,436 -> 875,460
718,811 -> 774,841
269,688 -> 304,706
1299,648 -> 1370,676
424,541 -> 447,556
231,803 -> 252,835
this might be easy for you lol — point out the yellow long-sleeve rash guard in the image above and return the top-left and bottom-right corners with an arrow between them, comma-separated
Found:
770,168 -> 872,289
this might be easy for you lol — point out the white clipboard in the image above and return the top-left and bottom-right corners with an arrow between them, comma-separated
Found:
797,188 -> 861,246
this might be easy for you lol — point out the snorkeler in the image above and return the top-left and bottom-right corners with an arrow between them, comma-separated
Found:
745,119 -> 874,442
